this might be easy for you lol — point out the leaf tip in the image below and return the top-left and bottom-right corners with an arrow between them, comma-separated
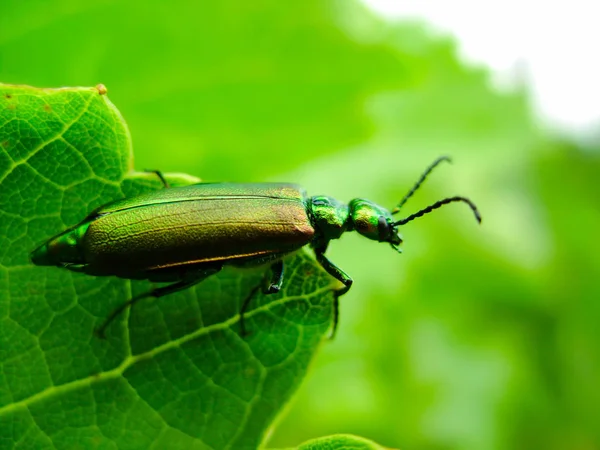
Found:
96,84 -> 108,95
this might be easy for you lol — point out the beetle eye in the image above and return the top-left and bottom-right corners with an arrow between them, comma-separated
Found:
377,216 -> 391,241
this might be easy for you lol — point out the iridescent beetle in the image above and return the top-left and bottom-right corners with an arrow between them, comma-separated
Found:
31,156 -> 481,336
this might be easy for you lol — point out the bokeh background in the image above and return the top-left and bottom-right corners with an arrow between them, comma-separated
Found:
2,1 -> 599,449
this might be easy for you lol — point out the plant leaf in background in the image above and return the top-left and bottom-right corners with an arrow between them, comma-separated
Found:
0,84 -> 339,449
0,1 -> 413,182
295,434 -> 390,450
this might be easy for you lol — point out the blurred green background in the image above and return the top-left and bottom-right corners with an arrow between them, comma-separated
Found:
2,1 -> 599,449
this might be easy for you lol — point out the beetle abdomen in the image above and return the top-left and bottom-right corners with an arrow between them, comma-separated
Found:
82,183 -> 314,277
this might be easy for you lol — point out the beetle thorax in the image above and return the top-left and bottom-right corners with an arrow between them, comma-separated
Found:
309,196 -> 351,242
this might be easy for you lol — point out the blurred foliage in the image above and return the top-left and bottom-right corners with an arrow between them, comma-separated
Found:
1,1 -> 599,449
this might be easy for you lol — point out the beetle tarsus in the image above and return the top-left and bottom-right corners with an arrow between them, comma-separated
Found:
94,327 -> 107,340
144,169 -> 170,188
329,296 -> 340,339
95,291 -> 151,338
266,285 -> 280,294
314,247 -> 353,338
239,284 -> 261,336
264,260 -> 284,294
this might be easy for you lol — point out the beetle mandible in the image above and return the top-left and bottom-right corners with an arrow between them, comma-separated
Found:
31,156 -> 481,337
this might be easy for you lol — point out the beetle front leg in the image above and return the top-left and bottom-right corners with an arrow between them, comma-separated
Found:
95,267 -> 221,338
239,260 -> 284,336
314,247 -> 353,338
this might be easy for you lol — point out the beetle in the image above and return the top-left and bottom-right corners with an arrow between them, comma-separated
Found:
31,156 -> 481,337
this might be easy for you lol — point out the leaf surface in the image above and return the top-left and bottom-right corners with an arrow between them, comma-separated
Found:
0,84 -> 337,449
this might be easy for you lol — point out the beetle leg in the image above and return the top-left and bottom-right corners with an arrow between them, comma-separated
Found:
238,285 -> 260,337
95,267 -> 220,338
239,261 -> 284,336
314,247 -> 353,339
144,169 -> 170,188
264,260 -> 284,294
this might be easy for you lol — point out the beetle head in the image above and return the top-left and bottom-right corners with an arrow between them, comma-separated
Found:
348,198 -> 403,252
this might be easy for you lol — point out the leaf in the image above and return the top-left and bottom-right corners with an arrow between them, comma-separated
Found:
0,84 -> 338,449
288,434 -> 390,450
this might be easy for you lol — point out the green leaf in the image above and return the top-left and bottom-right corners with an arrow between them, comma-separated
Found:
294,434 -> 390,450
0,84 -> 338,449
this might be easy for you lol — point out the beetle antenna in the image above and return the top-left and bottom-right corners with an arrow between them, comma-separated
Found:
392,156 -> 452,214
393,196 -> 481,226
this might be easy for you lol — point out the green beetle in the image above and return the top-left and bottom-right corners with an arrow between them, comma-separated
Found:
31,156 -> 481,337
